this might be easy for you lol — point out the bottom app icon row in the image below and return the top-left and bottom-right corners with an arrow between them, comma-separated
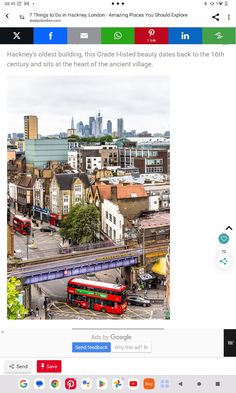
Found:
18,377 -> 156,390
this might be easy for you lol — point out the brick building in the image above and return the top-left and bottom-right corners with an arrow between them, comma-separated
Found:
119,148 -> 168,174
16,173 -> 36,216
49,173 -> 90,226
134,150 -> 168,174
89,183 -> 149,242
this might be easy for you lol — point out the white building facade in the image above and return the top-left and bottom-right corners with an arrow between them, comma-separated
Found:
8,182 -> 17,202
102,199 -> 124,243
68,151 -> 78,171
33,179 -> 45,208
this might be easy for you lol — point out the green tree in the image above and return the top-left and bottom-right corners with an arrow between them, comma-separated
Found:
59,204 -> 100,245
67,135 -> 113,144
7,278 -> 28,320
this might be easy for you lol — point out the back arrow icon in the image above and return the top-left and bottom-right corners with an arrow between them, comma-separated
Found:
6,14 -> 9,18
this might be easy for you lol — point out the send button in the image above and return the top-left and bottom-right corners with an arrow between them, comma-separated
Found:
72,342 -> 111,353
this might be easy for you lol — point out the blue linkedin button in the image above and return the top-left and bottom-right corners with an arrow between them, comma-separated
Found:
34,28 -> 67,44
168,28 -> 202,44
72,342 -> 111,353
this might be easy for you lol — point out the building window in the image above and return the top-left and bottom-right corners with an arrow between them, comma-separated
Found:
74,185 -> 82,193
52,205 -> 57,214
106,211 -> 108,219
63,195 -> 69,203
113,230 -> 116,240
63,206 -> 69,214
109,227 -> 112,238
106,224 -> 108,234
109,213 -> 112,222
113,216 -> 116,225
52,195 -> 57,204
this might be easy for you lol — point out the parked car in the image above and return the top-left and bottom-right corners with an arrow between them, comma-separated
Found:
40,226 -> 56,233
127,295 -> 151,307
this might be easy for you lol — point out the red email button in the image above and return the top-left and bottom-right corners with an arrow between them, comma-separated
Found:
37,360 -> 62,373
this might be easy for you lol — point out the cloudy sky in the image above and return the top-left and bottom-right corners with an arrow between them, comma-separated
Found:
7,76 -> 169,135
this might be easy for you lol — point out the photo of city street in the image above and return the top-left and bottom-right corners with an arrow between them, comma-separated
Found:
7,76 -> 170,320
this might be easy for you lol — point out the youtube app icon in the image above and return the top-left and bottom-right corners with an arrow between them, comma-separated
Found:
128,379 -> 139,389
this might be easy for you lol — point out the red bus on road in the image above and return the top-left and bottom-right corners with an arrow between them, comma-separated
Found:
13,215 -> 31,236
67,278 -> 127,315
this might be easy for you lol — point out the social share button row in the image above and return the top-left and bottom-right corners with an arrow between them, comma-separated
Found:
0,27 -> 235,44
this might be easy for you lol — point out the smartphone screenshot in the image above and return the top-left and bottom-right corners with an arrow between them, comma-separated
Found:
1,0 -> 236,391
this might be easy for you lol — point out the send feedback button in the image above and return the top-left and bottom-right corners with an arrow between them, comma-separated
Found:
72,342 -> 111,353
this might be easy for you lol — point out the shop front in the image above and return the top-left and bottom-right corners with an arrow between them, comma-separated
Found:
138,271 -> 158,289
33,206 -> 50,223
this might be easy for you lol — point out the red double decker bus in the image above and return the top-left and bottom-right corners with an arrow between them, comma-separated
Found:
67,278 -> 127,315
13,215 -> 31,236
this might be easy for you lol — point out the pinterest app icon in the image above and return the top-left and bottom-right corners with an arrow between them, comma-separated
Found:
65,378 -> 77,390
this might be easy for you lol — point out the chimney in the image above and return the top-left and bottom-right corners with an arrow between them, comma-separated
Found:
111,185 -> 117,200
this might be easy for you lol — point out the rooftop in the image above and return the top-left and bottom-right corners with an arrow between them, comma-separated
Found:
94,183 -> 148,201
69,278 -> 125,290
100,173 -> 166,184
17,174 -> 36,188
55,173 -> 90,190
137,212 -> 170,230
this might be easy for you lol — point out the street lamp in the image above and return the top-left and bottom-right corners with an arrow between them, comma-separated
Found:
136,227 -> 145,267
26,233 -> 29,260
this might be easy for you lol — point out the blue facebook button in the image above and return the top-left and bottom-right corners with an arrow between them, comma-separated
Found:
72,342 -> 111,353
34,28 -> 68,44
168,28 -> 202,44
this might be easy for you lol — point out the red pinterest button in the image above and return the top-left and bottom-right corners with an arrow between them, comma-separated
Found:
37,360 -> 62,373
135,28 -> 168,44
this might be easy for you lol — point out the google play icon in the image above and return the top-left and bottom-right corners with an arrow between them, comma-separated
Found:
97,378 -> 108,390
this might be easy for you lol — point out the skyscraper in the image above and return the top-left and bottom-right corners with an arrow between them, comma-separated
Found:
67,116 -> 76,137
89,116 -> 95,135
84,125 -> 90,137
77,121 -> 84,135
117,118 -> 124,138
107,120 -> 112,135
91,111 -> 103,137
24,115 -> 38,139
96,111 -> 103,136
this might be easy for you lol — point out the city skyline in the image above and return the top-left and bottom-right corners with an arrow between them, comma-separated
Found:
7,76 -> 169,135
